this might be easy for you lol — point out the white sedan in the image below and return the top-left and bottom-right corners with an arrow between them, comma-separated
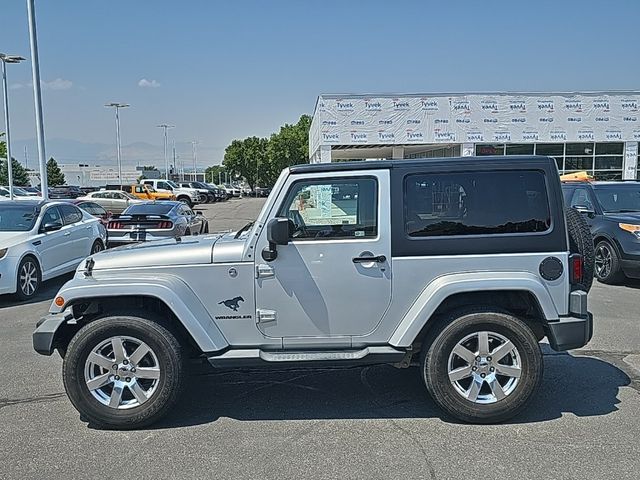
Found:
0,200 -> 107,300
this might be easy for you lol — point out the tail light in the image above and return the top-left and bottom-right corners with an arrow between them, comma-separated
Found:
569,254 -> 583,284
108,221 -> 124,229
157,221 -> 173,229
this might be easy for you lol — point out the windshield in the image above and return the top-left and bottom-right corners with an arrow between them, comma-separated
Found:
594,185 -> 640,213
166,181 -> 179,188
0,204 -> 39,231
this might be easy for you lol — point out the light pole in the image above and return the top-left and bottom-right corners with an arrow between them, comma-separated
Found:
105,102 -> 129,184
0,54 -> 25,200
157,124 -> 174,180
191,141 -> 198,182
26,0 -> 48,199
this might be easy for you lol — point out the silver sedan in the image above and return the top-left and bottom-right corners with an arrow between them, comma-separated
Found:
106,201 -> 209,247
78,190 -> 144,214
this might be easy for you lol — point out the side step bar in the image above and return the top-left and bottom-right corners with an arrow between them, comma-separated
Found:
207,346 -> 407,368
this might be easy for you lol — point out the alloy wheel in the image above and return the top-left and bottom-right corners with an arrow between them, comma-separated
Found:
91,242 -> 104,254
447,331 -> 522,404
19,260 -> 39,296
594,243 -> 612,279
84,336 -> 161,409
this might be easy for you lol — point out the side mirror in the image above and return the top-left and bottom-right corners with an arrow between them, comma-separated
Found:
573,205 -> 595,215
262,217 -> 290,262
267,217 -> 290,245
42,220 -> 63,232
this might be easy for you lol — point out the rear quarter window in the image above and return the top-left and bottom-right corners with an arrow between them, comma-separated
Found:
404,170 -> 551,237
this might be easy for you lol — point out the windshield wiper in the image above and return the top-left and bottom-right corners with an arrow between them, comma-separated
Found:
234,221 -> 254,238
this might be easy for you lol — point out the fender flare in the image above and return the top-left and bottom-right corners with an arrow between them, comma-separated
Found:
50,273 -> 229,353
388,271 -> 560,348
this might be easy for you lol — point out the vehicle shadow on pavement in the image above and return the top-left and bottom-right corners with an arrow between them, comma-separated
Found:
0,273 -> 73,309
147,352 -> 632,429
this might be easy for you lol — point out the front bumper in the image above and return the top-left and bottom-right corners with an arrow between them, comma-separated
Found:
0,256 -> 20,295
33,311 -> 73,355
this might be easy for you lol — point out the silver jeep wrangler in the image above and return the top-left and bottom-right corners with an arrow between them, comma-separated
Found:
33,156 -> 594,428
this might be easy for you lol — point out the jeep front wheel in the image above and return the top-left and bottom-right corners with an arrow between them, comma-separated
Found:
422,310 -> 542,424
63,315 -> 184,429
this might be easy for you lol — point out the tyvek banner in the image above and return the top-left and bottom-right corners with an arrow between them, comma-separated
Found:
311,93 -> 640,151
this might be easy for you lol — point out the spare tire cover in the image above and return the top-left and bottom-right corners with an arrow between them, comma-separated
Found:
565,206 -> 595,292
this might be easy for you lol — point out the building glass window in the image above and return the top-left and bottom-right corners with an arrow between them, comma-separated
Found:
565,156 -> 594,171
505,144 -> 534,155
595,143 -> 624,155
566,143 -> 594,156
475,144 -> 505,156
595,156 -> 623,170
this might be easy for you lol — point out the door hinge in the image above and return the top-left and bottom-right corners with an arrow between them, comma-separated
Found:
255,264 -> 275,279
256,309 -> 276,325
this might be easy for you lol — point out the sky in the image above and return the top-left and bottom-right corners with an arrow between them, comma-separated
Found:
1,0 -> 639,168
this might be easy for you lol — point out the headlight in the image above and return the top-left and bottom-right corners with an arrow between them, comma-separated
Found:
0,248 -> 7,259
619,223 -> 640,238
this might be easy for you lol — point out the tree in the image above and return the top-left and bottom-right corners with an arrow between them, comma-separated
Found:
222,136 -> 268,190
264,115 -> 312,186
204,164 -> 227,185
0,158 -> 31,186
47,157 -> 66,186
1,133 -> 30,186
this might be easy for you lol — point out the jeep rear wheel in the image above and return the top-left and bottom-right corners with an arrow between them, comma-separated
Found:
422,309 -> 542,424
63,315 -> 184,429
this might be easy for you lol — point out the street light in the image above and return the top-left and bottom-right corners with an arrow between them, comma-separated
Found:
26,0 -> 49,200
105,102 -> 129,184
191,141 -> 198,182
156,124 -> 174,180
0,54 -> 25,200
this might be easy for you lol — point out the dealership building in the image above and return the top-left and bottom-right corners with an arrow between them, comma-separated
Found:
309,91 -> 640,180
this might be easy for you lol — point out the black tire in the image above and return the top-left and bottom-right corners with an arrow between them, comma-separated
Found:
422,309 -> 542,424
15,256 -> 42,301
565,207 -> 595,292
63,315 -> 184,430
594,239 -> 625,284
90,240 -> 104,255
177,196 -> 193,208
204,222 -> 209,233
184,228 -> 191,236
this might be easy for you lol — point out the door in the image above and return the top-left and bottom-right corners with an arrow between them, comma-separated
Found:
569,187 -> 597,227
254,172 -> 391,343
59,204 -> 91,259
37,206 -> 69,276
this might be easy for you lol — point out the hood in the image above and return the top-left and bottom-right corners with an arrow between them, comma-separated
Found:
0,231 -> 32,249
603,212 -> 640,224
177,187 -> 199,195
88,234 -> 223,271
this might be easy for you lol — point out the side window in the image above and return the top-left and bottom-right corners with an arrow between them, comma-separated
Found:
135,186 -> 144,193
59,204 -> 83,225
277,177 -> 378,240
404,170 -> 551,237
570,188 -> 594,210
157,182 -> 170,190
79,202 -> 105,216
41,206 -> 62,227
92,192 -> 104,199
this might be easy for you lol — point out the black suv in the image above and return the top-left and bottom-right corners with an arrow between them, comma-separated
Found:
562,180 -> 640,283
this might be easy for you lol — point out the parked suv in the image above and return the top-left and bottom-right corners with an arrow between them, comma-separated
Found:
177,182 -> 215,203
562,179 -> 640,283
140,179 -> 203,207
33,156 -> 594,429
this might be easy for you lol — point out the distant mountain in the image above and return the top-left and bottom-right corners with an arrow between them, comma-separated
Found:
11,138 -> 223,170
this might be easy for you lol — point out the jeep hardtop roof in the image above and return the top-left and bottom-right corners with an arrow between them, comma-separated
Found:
289,155 -> 557,174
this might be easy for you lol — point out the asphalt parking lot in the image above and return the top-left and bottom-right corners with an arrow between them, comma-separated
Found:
1,197 -> 639,479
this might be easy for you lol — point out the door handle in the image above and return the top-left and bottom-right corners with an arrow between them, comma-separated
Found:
352,255 -> 386,264
63,232 -> 72,236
